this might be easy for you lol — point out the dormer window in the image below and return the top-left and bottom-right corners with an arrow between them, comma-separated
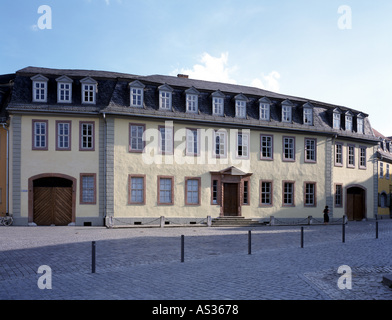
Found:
185,87 -> 200,113
80,77 -> 97,104
235,94 -> 248,119
56,75 -> 73,103
211,90 -> 225,116
158,84 -> 173,111
282,100 -> 293,123
259,97 -> 271,121
345,111 -> 353,132
31,74 -> 49,103
302,102 -> 314,126
333,108 -> 341,129
357,114 -> 364,134
129,80 -> 145,108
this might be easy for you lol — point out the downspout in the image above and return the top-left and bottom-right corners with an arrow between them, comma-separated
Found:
1,123 -> 9,215
102,112 -> 108,226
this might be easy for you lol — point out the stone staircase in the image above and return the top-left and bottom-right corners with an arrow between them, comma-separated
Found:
211,216 -> 263,227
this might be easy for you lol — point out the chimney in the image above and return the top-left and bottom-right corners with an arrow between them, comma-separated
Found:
177,74 -> 189,79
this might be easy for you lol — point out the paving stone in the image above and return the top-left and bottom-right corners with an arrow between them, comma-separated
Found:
0,220 -> 392,300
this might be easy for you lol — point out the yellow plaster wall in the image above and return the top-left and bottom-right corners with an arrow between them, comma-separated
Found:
378,160 -> 392,216
13,115 -> 100,219
113,118 -> 331,220
332,141 -> 375,219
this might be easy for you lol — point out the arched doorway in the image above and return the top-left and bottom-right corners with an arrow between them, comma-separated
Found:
28,174 -> 76,226
346,186 -> 366,221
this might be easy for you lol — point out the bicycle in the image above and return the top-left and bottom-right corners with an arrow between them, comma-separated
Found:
0,215 -> 13,226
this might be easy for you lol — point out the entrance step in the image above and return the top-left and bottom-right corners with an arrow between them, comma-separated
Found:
211,217 -> 262,227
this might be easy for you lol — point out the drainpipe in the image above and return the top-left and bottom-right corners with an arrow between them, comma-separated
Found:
1,123 -> 9,215
102,112 -> 107,226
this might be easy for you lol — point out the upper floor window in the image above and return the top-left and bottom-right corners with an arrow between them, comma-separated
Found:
211,90 -> 225,116
214,130 -> 227,158
80,77 -> 97,104
305,138 -> 317,163
32,120 -> 48,150
335,142 -> 343,166
260,135 -> 273,160
303,103 -> 314,125
129,123 -> 145,153
80,121 -> 95,151
333,108 -> 341,129
158,125 -> 173,154
235,94 -> 248,119
347,145 -> 355,168
129,80 -> 145,108
158,84 -> 173,111
283,136 -> 295,162
31,74 -> 49,103
186,128 -> 199,156
237,131 -> 249,158
359,146 -> 367,169
281,100 -> 293,123
56,76 -> 73,103
56,120 -> 71,151
185,87 -> 199,113
259,97 -> 272,121
345,111 -> 353,132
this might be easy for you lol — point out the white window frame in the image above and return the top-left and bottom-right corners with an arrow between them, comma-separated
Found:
130,87 -> 144,108
186,94 -> 198,113
259,103 -> 270,121
235,100 -> 247,119
213,97 -> 224,116
303,108 -> 313,125
333,112 -> 341,129
81,77 -> 97,105
346,115 -> 353,132
282,105 -> 292,123
31,75 -> 49,103
159,91 -> 172,110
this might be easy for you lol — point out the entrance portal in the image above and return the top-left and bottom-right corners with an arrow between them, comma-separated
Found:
223,183 -> 239,216
346,186 -> 366,221
29,174 -> 76,226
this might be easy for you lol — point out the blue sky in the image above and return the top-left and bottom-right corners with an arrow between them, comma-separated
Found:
1,0 -> 392,135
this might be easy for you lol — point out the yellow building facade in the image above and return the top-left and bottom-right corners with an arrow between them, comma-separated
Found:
5,67 -> 379,226
373,129 -> 392,218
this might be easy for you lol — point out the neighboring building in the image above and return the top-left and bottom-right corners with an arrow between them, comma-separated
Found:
5,66 -> 379,226
373,129 -> 392,218
0,73 -> 15,216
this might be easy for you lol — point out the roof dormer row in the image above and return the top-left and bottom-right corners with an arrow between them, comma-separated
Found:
30,74 -> 366,134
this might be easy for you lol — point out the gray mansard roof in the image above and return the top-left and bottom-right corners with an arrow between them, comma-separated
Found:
7,66 -> 377,143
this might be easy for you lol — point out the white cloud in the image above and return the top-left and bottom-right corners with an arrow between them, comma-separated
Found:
172,52 -> 238,84
251,71 -> 281,93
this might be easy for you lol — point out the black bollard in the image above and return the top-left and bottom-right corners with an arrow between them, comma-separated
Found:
342,223 -> 346,243
301,227 -> 304,248
181,235 -> 185,263
248,230 -> 252,255
376,221 -> 379,239
92,241 -> 96,273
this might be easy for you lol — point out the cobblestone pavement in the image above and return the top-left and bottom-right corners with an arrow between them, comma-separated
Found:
0,220 -> 392,301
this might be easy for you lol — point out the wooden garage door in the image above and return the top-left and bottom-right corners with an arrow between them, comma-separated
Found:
33,187 -> 72,226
